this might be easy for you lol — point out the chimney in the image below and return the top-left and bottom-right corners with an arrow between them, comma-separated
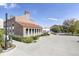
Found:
24,10 -> 30,19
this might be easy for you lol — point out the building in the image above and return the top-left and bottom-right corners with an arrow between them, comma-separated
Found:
4,11 -> 42,37
42,27 -> 50,34
0,18 -> 4,29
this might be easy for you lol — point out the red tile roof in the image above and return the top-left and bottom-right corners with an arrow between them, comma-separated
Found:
17,22 -> 42,28
4,15 -> 42,29
15,16 -> 42,29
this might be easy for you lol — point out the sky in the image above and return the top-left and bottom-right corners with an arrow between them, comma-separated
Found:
0,3 -> 79,28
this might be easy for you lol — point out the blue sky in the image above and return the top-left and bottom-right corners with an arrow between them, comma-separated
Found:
0,3 -> 79,28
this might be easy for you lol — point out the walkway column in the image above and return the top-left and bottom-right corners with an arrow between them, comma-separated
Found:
31,28 -> 32,36
23,28 -> 26,37
38,29 -> 40,34
32,29 -> 34,36
34,28 -> 35,36
31,28 -> 33,36
28,28 -> 29,36
37,29 -> 38,35
36,29 -> 38,35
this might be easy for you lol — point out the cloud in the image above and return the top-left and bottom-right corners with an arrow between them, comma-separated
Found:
0,3 -> 7,8
9,3 -> 17,8
47,18 -> 57,21
0,18 -> 3,21
0,3 -> 17,9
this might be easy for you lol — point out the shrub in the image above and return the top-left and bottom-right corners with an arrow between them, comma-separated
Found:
0,39 -> 4,47
0,37 -> 4,53
11,35 -> 39,43
11,35 -> 23,42
31,36 -> 39,40
0,45 -> 3,53
41,32 -> 50,36
23,37 -> 33,43
76,30 -> 79,34
50,25 -> 61,33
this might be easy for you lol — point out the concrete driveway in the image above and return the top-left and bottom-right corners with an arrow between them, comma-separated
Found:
0,35 -> 79,56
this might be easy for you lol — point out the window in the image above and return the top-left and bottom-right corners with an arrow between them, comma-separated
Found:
12,24 -> 14,29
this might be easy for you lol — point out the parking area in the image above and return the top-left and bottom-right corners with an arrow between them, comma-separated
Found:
0,35 -> 79,56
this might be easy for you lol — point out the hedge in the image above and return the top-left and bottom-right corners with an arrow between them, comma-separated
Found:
11,35 -> 39,43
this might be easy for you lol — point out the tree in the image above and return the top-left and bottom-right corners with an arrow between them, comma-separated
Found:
69,25 -> 75,35
63,20 -> 70,33
50,25 -> 61,33
58,25 -> 64,32
63,18 -> 76,35
74,20 -> 79,34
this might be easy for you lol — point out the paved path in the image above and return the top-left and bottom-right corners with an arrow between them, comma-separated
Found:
0,35 -> 79,56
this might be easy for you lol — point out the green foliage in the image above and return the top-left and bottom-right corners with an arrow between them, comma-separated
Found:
41,32 -> 50,36
63,19 -> 76,33
69,25 -> 76,35
75,21 -> 79,33
50,18 -> 79,36
0,38 -> 3,53
55,18 -> 79,36
0,29 -> 4,53
11,35 -> 23,42
76,30 -> 79,34
11,35 -> 39,43
23,37 -> 33,43
50,25 -> 61,33
0,45 -> 3,53
62,18 -> 79,35
59,26 -> 64,32
31,36 -> 39,40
